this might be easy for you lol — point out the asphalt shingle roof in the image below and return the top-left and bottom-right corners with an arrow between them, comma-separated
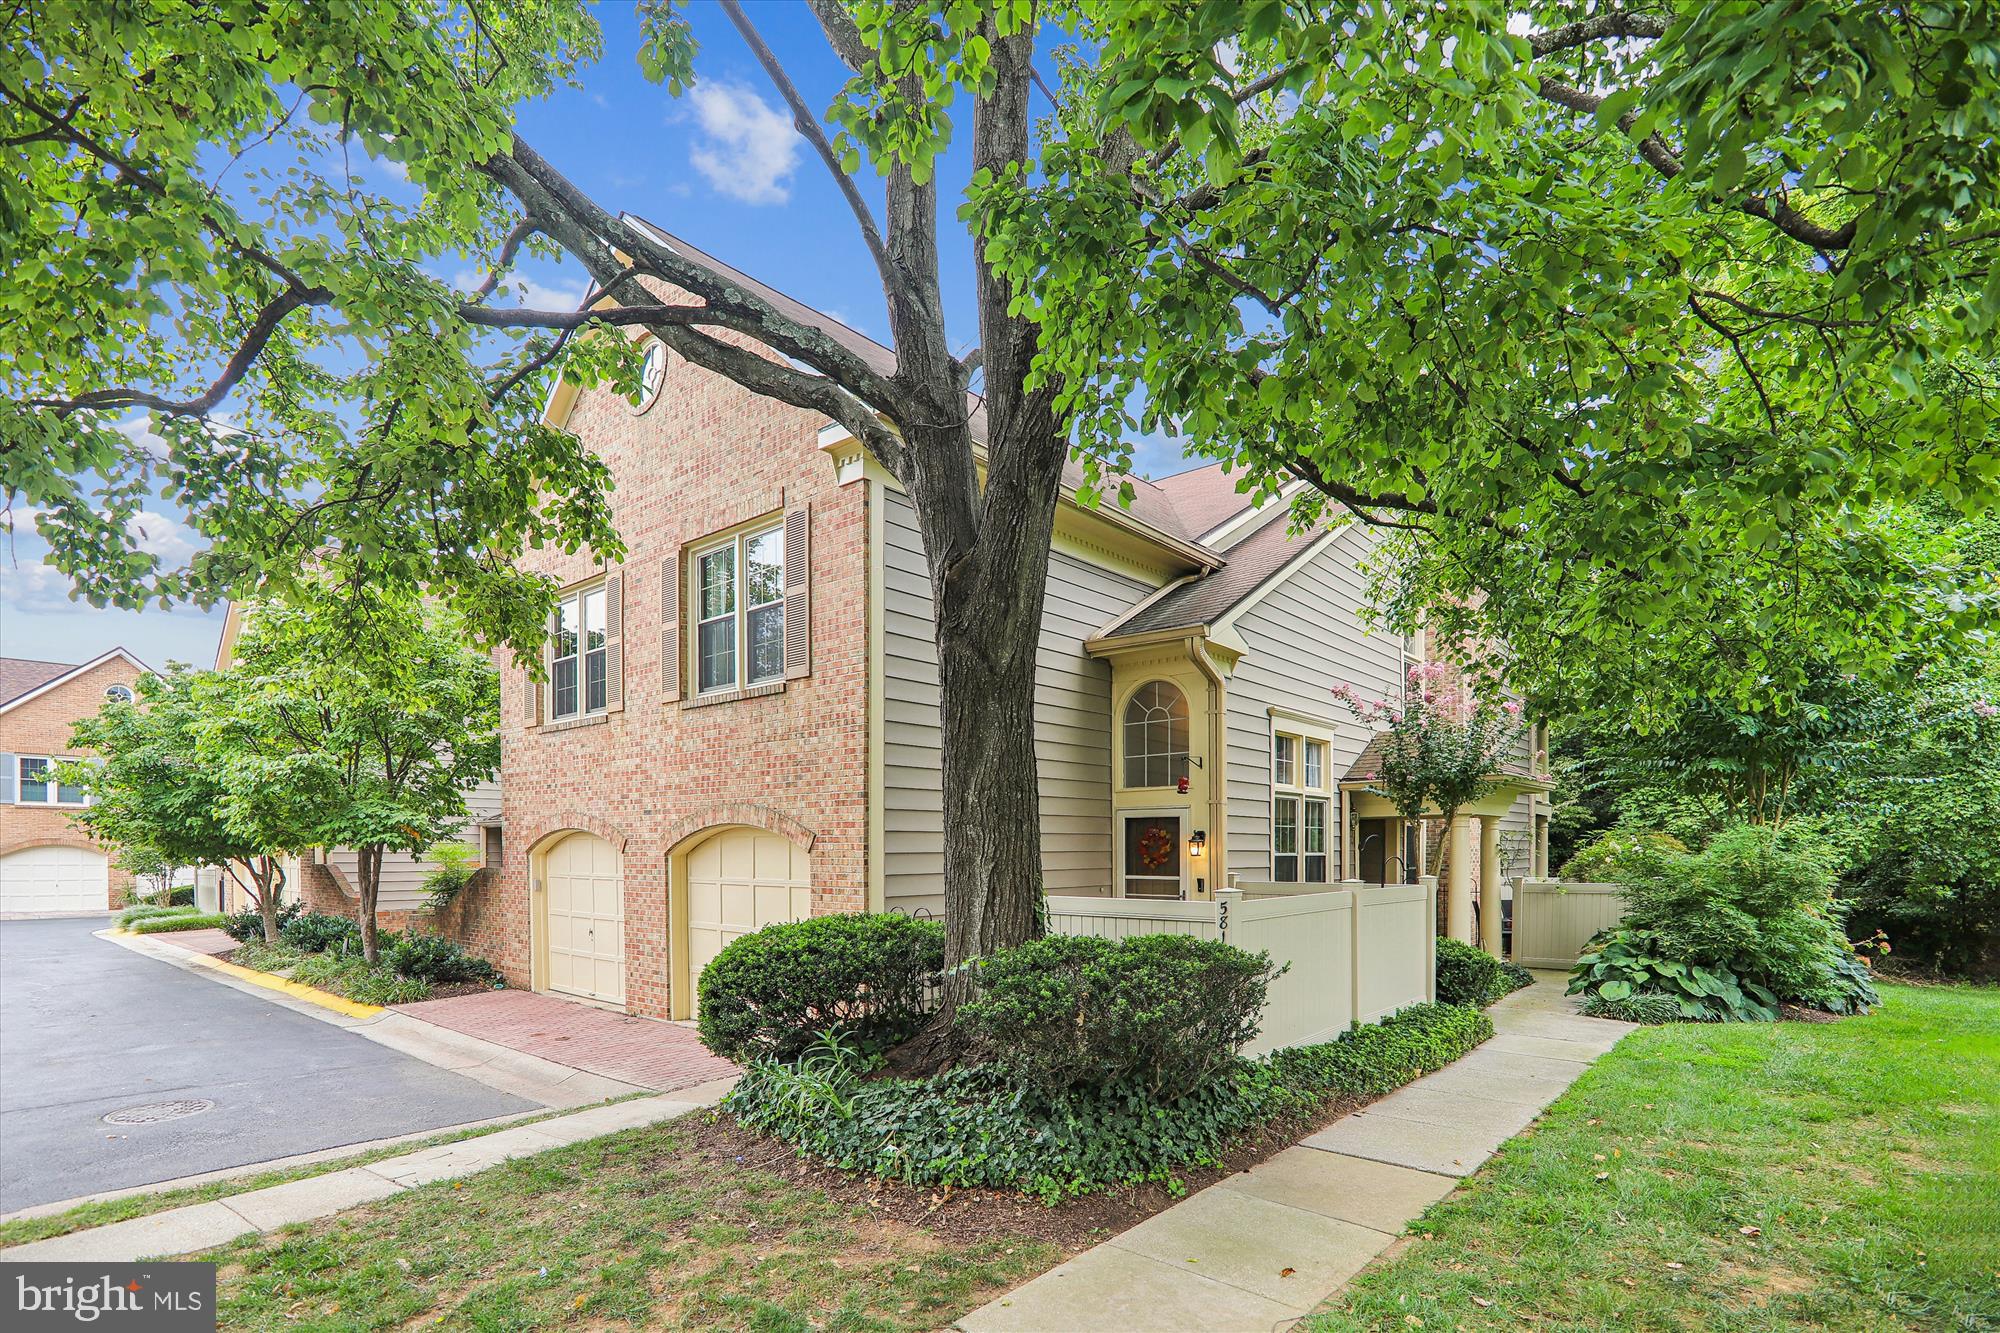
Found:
0,657 -> 75,707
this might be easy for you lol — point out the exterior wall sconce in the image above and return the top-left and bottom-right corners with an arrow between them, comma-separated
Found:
1189,830 -> 1207,857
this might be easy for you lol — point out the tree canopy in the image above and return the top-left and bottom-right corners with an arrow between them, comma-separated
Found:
986,1 -> 2000,719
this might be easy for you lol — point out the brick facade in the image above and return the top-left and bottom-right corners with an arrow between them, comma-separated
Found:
0,656 -> 146,909
479,338 -> 869,1019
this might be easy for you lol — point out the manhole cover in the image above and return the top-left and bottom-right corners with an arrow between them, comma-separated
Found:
102,1098 -> 215,1126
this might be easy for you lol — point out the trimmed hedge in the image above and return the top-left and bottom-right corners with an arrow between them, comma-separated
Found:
128,912 -> 229,935
698,913 -> 945,1063
1435,940 -> 1536,1008
726,1001 -> 1492,1202
960,934 -> 1278,1099
386,933 -> 498,985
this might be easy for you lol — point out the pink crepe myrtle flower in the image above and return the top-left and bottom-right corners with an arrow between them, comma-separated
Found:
1502,700 -> 1523,716
1975,700 -> 1999,718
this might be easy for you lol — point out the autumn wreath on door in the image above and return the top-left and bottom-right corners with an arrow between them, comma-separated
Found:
1135,824 -> 1177,872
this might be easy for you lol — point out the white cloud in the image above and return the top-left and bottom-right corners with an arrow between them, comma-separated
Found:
125,510 -> 202,566
687,82 -> 801,205
451,268 -> 589,313
1,556 -> 91,614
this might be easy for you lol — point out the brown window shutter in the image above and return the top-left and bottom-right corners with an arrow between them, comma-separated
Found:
784,505 -> 811,680
527,611 -> 553,727
603,569 -> 625,712
660,549 -> 683,703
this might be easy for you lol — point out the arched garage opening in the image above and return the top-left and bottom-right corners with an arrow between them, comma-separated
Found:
668,826 -> 811,1020
531,830 -> 625,1009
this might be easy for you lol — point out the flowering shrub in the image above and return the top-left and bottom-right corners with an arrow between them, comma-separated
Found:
1332,661 -> 1524,832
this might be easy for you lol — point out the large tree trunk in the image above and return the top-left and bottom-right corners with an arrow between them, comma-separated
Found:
357,844 -> 383,965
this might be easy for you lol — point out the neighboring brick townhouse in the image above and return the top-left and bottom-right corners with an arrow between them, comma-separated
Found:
438,216 -> 1552,1022
0,648 -> 150,913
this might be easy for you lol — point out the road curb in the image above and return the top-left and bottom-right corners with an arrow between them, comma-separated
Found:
96,930 -> 383,1018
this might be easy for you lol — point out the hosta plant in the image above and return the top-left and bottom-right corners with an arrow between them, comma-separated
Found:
1569,926 -> 1780,1022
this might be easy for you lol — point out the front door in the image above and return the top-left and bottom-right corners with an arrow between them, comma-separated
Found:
542,832 -> 626,1007
1120,812 -> 1186,899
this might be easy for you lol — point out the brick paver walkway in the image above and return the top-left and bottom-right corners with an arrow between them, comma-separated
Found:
393,990 -> 738,1093
155,927 -> 240,957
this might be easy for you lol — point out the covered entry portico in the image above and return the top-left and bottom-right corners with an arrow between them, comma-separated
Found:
1340,766 -> 1552,959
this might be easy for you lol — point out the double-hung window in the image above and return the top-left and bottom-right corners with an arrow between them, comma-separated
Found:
12,755 -> 87,806
549,584 -> 609,721
694,524 -> 785,695
1272,731 -> 1330,883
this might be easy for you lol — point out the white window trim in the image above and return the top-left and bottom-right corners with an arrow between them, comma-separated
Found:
1114,807 -> 1189,901
690,522 -> 786,698
13,754 -> 90,807
1270,719 -> 1335,883
547,580 -> 609,723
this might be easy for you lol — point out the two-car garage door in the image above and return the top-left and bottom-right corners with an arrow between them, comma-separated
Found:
537,826 -> 812,1016
0,845 -> 110,914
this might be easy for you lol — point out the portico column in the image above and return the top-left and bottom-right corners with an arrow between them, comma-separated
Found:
1447,814 -> 1474,942
1534,807 -> 1550,878
1479,815 -> 1504,957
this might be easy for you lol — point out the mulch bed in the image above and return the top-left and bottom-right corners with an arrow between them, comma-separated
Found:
218,947 -> 494,1003
670,1092 -> 1369,1253
1778,1003 -> 1845,1024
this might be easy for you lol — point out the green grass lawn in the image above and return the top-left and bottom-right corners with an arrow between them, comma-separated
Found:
1309,982 -> 2000,1331
0,1097 -> 649,1248
200,1117 -> 1057,1332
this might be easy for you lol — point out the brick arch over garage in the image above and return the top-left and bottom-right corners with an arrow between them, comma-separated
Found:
661,803 -> 817,857
517,812 -> 638,857
0,834 -> 105,860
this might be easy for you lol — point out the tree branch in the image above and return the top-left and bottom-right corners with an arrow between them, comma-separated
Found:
720,0 -> 905,307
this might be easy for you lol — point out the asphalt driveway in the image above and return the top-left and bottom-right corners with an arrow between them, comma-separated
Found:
0,916 -> 531,1213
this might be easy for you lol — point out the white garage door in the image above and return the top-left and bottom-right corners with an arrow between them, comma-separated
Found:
686,829 -> 811,1015
0,845 -> 110,914
542,832 -> 625,1006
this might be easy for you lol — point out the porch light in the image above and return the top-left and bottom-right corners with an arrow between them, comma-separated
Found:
1189,830 -> 1207,857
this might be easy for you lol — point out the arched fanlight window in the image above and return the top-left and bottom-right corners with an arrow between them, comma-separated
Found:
104,684 -> 134,704
634,340 -> 668,413
1123,680 -> 1190,788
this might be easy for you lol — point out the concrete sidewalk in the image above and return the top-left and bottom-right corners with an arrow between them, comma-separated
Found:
0,1077 -> 737,1263
957,977 -> 1634,1333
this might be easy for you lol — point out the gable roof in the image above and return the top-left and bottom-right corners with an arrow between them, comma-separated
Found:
1148,461 -> 1259,539
1099,509 -> 1331,638
0,648 -> 154,717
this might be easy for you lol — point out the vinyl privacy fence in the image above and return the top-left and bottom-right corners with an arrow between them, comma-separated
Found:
1043,879 -> 1436,1057
1511,880 -> 1627,968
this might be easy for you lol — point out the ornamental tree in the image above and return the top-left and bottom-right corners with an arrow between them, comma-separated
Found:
1333,662 -> 1524,878
986,2 -> 2000,722
66,665 -> 300,940
203,585 -> 501,963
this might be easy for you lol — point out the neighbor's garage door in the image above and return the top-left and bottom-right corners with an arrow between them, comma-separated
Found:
685,829 -> 811,1015
0,846 -> 110,914
542,831 -> 626,1007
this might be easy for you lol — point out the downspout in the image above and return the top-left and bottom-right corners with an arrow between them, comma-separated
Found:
1187,636 -> 1229,898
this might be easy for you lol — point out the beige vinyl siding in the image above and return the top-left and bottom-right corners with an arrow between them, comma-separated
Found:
1223,526 -> 1406,884
323,775 -> 503,914
881,493 -> 1158,915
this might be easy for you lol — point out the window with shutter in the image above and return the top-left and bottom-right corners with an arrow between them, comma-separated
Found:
603,570 -> 625,712
660,550 -> 682,704
0,752 -> 15,804
783,506 -> 811,680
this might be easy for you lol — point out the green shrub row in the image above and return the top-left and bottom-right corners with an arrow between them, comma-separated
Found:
222,902 -> 303,942
223,905 -> 498,999
726,1002 -> 1492,1203
127,912 -> 229,935
117,902 -> 198,927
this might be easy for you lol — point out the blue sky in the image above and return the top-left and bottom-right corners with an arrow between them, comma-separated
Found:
2,4 -> 1194,672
